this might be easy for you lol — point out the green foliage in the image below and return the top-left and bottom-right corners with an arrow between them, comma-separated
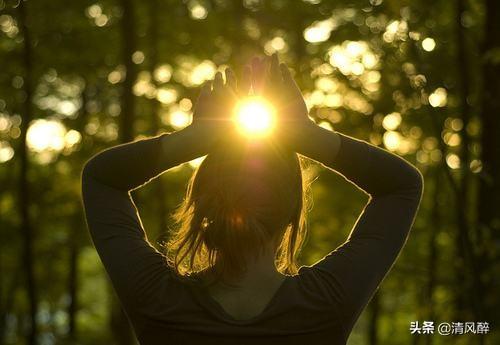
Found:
0,0 -> 497,344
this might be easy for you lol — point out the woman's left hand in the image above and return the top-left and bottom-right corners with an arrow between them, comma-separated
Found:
187,67 -> 250,149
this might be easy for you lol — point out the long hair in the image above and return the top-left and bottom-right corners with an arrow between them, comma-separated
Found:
166,142 -> 310,284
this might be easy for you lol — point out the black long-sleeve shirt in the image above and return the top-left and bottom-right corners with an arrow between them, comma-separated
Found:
81,132 -> 423,345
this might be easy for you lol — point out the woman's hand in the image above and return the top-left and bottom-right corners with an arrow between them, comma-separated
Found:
187,67 -> 252,148
250,54 -> 320,150
187,69 -> 236,145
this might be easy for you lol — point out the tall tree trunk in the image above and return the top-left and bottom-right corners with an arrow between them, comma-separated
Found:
109,0 -> 138,344
0,261 -> 20,345
118,0 -> 137,147
67,81 -> 90,342
454,0 -> 483,325
119,0 -> 137,145
67,223 -> 79,340
17,1 -> 37,344
148,0 -> 169,241
423,169 -> 442,345
478,0 -> 500,328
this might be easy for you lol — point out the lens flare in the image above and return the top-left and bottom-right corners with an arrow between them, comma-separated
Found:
234,97 -> 275,137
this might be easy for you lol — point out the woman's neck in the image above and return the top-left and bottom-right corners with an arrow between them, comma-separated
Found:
212,246 -> 284,290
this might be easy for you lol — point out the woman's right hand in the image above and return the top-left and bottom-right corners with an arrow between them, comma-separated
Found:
250,54 -> 321,151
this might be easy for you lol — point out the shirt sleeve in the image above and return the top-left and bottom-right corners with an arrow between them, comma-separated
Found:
308,133 -> 423,335
80,135 -> 179,331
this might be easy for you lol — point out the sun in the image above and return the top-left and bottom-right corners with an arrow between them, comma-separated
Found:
234,97 -> 275,137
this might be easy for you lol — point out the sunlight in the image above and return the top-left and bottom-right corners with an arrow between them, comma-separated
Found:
303,18 -> 337,43
153,64 -> 172,83
189,4 -> 208,20
446,153 -> 461,169
429,87 -> 447,107
422,37 -> 436,52
382,112 -> 402,131
234,97 -> 275,137
264,36 -> 288,54
27,119 -> 66,152
190,60 -> 217,85
383,131 -> 401,152
188,155 -> 206,169
328,41 -> 379,78
0,141 -> 14,163
157,88 -> 178,105
169,110 -> 192,129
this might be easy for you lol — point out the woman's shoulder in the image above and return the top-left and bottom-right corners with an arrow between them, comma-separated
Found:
288,265 -> 342,304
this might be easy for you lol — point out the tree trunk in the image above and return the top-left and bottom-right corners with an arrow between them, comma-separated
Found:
478,0 -> 500,328
148,0 -> 169,241
67,224 -> 79,340
453,0 -> 483,325
119,0 -> 137,144
109,0 -> 138,344
0,262 -> 20,345
423,169 -> 442,345
67,81 -> 90,342
17,1 -> 38,344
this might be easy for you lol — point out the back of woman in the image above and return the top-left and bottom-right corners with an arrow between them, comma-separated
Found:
81,54 -> 423,344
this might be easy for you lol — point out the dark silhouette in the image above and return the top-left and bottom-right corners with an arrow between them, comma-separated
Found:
82,55 -> 423,344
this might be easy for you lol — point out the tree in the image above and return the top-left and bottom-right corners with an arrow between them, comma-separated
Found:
16,1 -> 38,343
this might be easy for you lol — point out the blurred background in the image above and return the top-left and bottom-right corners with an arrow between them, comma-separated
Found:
0,0 -> 498,344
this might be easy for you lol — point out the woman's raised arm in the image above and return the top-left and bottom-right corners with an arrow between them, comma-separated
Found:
257,55 -> 423,337
80,71 -> 239,334
304,126 -> 423,337
82,126 -> 205,192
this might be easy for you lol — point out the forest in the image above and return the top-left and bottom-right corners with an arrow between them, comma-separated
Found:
0,0 -> 498,344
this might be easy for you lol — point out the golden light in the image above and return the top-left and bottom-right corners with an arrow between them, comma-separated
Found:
0,141 -> 14,163
188,156 -> 206,169
303,19 -> 336,43
234,97 -> 275,137
27,119 -> 66,152
382,112 -> 402,131
383,131 -> 401,152
169,110 -> 192,129
422,37 -> 436,52
153,64 -> 172,83
429,87 -> 447,107
446,153 -> 461,169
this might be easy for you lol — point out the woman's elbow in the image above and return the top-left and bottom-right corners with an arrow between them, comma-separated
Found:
81,155 -> 103,186
406,165 -> 424,200
81,158 -> 95,181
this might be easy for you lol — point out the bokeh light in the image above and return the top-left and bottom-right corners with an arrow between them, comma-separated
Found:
422,37 -> 436,52
169,110 -> 192,129
0,141 -> 14,163
27,119 -> 67,152
303,18 -> 337,43
429,87 -> 447,107
382,112 -> 402,131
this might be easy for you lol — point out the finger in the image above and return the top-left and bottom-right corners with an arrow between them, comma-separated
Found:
225,67 -> 237,91
214,71 -> 224,92
196,81 -> 212,103
270,53 -> 282,83
279,63 -> 300,92
201,80 -> 212,95
240,65 -> 252,96
251,56 -> 261,71
193,81 -> 212,116
251,56 -> 267,95
223,85 -> 239,113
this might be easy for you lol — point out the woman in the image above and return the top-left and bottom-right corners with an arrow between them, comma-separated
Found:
82,54 -> 423,344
